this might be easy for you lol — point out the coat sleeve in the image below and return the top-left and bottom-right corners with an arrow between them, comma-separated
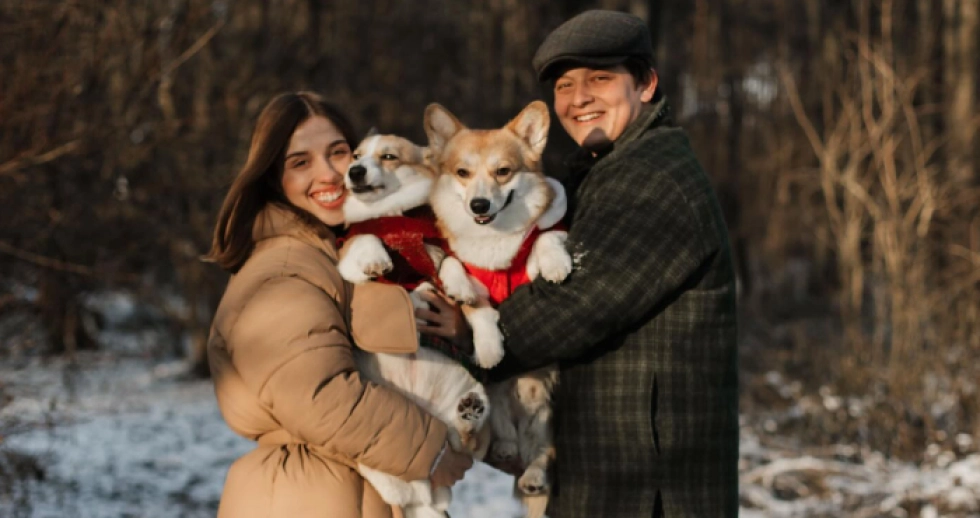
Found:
227,275 -> 447,481
493,160 -> 713,376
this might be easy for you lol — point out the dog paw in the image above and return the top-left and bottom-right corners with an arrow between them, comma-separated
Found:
439,257 -> 479,304
339,235 -> 392,282
457,391 -> 487,427
528,231 -> 572,283
468,307 -> 504,368
518,466 -> 549,495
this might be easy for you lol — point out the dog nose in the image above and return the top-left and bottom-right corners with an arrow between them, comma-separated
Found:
470,198 -> 491,214
348,165 -> 367,183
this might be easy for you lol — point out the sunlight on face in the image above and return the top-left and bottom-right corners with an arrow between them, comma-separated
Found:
280,116 -> 352,226
553,65 -> 658,152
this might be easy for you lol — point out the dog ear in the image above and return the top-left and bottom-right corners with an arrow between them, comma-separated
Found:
507,100 -> 550,158
364,127 -> 379,139
424,103 -> 463,157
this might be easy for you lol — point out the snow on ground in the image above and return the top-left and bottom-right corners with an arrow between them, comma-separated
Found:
0,355 -> 523,518
3,355 -> 980,517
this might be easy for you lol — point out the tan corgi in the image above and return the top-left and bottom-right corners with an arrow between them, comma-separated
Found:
424,101 -> 567,518
337,132 -> 492,518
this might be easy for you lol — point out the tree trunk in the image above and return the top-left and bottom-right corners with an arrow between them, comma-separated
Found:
944,0 -> 978,185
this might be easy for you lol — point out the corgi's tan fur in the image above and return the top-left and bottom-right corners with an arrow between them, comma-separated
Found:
338,133 -> 491,518
424,101 -> 566,518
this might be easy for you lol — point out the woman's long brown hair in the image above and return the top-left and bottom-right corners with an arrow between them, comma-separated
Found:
204,92 -> 358,273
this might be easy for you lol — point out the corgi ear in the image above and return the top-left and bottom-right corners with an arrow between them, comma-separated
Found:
507,100 -> 550,158
424,103 -> 464,156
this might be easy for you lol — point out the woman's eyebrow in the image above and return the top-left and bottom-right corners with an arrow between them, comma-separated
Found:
284,150 -> 308,160
327,139 -> 348,149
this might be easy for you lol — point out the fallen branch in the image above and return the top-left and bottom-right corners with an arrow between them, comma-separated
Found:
743,456 -> 872,487
0,140 -> 82,179
0,240 -> 139,282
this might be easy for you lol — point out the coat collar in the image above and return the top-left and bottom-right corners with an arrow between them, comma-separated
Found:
252,204 -> 339,261
610,95 -> 672,151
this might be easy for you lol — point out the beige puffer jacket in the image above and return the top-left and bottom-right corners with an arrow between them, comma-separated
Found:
208,205 -> 447,518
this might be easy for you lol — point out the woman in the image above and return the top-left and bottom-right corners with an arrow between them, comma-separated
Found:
205,91 -> 471,518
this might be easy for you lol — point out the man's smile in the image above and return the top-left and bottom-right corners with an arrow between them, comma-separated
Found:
573,112 -> 603,123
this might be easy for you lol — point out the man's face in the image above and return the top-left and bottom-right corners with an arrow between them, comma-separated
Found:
552,65 -> 658,152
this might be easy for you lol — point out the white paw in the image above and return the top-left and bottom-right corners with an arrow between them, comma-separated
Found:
467,307 -> 504,368
455,391 -> 488,433
439,257 -> 479,304
518,466 -> 549,495
528,231 -> 572,283
338,235 -> 392,283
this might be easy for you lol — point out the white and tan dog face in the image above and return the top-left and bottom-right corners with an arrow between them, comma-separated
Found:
424,101 -> 553,235
346,133 -> 434,202
343,133 -> 436,223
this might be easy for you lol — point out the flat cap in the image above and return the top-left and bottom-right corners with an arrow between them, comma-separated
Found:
533,10 -> 654,82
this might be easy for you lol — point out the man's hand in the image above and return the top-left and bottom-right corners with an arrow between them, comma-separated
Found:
430,447 -> 474,488
416,290 -> 474,355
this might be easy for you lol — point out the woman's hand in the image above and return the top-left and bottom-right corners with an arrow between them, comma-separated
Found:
430,447 -> 474,488
415,290 -> 474,355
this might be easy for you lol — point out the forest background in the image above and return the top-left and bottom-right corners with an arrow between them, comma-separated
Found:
1,0 -> 980,514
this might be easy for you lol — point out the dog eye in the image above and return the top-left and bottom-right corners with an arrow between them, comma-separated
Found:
380,154 -> 398,161
496,167 -> 511,176
456,168 -> 470,178
351,152 -> 361,160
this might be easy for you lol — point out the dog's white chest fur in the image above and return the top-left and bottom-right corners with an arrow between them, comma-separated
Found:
451,231 -> 529,270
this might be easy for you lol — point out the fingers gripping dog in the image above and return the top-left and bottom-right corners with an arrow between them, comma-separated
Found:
336,132 -> 491,518
424,101 -> 568,518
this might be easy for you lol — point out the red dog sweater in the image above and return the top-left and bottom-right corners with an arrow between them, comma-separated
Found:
339,206 -> 447,291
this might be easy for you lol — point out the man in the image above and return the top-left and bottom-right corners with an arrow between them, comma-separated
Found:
491,10 -> 738,518
418,9 -> 738,517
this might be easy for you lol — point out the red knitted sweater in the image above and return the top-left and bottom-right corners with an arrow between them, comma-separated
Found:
340,206 -> 447,290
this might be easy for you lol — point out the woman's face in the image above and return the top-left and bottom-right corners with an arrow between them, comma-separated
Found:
281,116 -> 352,226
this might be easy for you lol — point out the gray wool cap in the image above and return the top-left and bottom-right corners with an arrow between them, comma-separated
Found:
532,10 -> 654,82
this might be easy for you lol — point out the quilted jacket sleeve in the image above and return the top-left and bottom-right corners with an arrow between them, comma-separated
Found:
227,275 -> 447,480
493,151 -> 714,376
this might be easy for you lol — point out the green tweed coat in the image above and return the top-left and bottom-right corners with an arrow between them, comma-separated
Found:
492,97 -> 739,518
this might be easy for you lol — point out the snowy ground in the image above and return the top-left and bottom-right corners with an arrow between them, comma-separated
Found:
2,355 -> 980,517
0,355 -> 523,518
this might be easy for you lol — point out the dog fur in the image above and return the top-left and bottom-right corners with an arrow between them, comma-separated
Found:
337,133 -> 492,518
424,101 -> 566,518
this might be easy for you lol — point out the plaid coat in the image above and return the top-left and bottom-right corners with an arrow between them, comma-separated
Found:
492,97 -> 739,518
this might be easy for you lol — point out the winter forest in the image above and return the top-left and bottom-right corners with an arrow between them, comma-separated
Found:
2,0 -> 980,516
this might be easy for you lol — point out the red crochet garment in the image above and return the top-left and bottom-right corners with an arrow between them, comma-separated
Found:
462,226 -> 548,306
340,206 -> 446,291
